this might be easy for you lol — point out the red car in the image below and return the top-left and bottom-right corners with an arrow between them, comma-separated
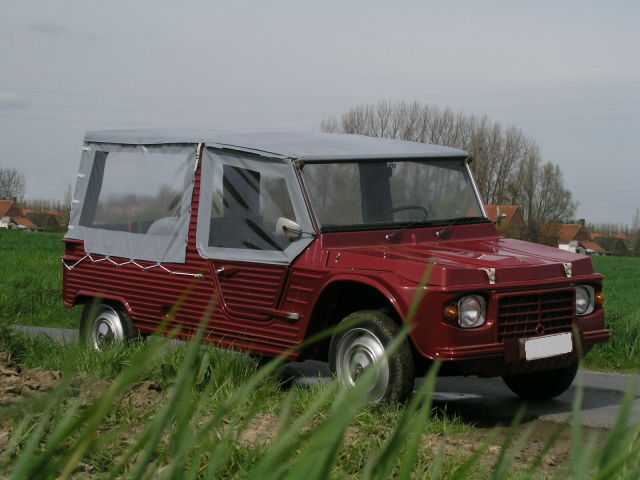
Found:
63,131 -> 610,402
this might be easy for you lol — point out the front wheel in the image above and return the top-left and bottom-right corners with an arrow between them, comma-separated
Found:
329,310 -> 414,403
80,302 -> 140,351
502,360 -> 579,401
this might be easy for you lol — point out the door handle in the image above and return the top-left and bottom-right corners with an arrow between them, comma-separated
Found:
215,266 -> 237,279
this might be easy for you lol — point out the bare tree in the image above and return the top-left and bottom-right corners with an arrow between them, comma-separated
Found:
321,100 -> 577,241
0,167 -> 26,201
630,207 -> 640,256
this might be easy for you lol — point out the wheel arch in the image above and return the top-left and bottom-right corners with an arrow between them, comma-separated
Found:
70,290 -> 133,316
301,277 -> 410,362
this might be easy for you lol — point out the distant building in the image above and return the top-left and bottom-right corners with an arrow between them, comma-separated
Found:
484,205 -> 526,239
0,199 -> 40,232
540,221 -> 590,253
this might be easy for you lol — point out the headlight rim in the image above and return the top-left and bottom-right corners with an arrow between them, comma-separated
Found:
457,294 -> 486,329
575,285 -> 595,316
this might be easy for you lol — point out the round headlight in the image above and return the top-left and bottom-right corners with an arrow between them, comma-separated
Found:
457,295 -> 486,328
575,285 -> 594,316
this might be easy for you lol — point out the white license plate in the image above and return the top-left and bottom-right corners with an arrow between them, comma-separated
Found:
519,332 -> 573,361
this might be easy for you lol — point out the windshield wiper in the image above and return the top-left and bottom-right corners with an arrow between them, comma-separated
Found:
385,219 -> 427,241
436,216 -> 486,238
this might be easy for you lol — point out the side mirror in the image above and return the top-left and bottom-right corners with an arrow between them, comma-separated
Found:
276,217 -> 302,239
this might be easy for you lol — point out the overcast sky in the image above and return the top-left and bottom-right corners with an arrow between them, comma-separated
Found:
1,0 -> 638,225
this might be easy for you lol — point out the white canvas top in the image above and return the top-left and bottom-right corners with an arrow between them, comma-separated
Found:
84,130 -> 468,161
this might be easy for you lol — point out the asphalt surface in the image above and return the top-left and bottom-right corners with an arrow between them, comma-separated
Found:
11,325 -> 639,430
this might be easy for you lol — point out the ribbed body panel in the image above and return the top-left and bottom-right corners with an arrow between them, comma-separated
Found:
63,162 -> 302,356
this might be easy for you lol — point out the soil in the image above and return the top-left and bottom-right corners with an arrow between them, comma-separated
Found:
0,352 -> 62,404
0,352 -> 606,477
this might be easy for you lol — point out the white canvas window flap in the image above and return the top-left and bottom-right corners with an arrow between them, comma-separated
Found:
66,143 -> 196,264
197,148 -> 314,264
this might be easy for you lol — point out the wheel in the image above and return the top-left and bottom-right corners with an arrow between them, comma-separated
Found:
329,310 -> 414,403
80,302 -> 139,351
502,360 -> 579,401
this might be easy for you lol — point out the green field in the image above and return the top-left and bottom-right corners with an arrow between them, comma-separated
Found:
586,256 -> 640,371
0,229 -> 78,329
2,229 -> 640,478
1,229 -> 639,370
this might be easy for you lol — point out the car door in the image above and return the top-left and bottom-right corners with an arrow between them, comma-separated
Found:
196,147 -> 315,339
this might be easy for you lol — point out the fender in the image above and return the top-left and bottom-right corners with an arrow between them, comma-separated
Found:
316,273 -> 407,322
69,290 -> 134,317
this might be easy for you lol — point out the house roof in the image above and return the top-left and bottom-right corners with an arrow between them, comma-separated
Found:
581,241 -> 606,252
542,223 -> 586,244
22,208 -> 62,217
484,205 -> 522,225
84,130 -> 469,162
0,200 -> 15,218
589,232 -> 629,242
14,217 -> 37,228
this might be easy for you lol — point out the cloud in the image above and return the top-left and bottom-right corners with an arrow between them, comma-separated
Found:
0,91 -> 28,109
27,21 -> 71,37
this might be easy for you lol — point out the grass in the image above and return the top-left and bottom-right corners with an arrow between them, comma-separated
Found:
2,229 -> 640,477
1,323 -> 640,479
585,256 -> 640,371
0,229 -> 78,329
0,325 -> 474,479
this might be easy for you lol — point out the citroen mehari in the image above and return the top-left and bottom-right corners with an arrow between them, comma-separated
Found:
62,131 -> 610,402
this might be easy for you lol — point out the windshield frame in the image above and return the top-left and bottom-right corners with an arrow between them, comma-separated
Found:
297,156 -> 489,233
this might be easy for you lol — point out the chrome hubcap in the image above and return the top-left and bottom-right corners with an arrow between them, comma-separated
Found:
90,306 -> 124,350
335,328 -> 389,402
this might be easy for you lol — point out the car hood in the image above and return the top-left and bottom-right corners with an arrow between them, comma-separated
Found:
325,235 -> 596,287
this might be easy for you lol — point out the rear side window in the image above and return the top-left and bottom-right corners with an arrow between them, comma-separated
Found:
81,150 -> 187,234
67,143 -> 197,264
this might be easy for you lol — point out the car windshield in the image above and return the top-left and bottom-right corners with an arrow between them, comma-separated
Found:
301,159 -> 486,231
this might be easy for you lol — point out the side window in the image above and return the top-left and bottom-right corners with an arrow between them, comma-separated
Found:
208,165 -> 296,251
80,150 -> 188,236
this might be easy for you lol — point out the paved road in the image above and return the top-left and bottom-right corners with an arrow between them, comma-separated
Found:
12,325 -> 639,430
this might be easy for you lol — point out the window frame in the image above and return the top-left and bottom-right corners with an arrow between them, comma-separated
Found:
196,147 -> 315,265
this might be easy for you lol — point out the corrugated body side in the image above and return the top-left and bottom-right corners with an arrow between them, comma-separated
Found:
62,159 -> 304,356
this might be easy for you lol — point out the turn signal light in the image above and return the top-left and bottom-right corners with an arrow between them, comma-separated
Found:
595,292 -> 605,306
443,305 -> 458,321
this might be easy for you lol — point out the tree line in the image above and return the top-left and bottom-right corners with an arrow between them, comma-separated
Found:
320,100 -> 576,242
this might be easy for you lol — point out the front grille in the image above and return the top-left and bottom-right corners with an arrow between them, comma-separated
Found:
497,290 -> 574,341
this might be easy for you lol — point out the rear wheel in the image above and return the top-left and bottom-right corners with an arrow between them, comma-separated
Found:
502,360 -> 579,401
329,310 -> 414,403
80,302 -> 139,351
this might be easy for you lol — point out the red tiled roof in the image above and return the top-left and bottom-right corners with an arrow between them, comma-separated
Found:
14,217 -> 37,228
0,200 -> 14,218
589,232 -> 629,242
542,223 -> 584,244
581,241 -> 605,252
485,205 -> 521,224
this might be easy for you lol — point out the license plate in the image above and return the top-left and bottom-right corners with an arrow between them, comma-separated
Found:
519,332 -> 573,361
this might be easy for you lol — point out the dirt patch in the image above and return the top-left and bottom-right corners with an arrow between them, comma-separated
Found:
239,413 -> 282,447
121,380 -> 163,414
0,352 -> 62,404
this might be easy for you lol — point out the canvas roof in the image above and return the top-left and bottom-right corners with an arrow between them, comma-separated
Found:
84,130 -> 468,161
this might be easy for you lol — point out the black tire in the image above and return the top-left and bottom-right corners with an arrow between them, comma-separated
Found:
328,310 -> 414,403
80,301 -> 140,351
502,360 -> 579,401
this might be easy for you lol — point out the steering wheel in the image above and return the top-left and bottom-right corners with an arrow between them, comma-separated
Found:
381,205 -> 428,221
